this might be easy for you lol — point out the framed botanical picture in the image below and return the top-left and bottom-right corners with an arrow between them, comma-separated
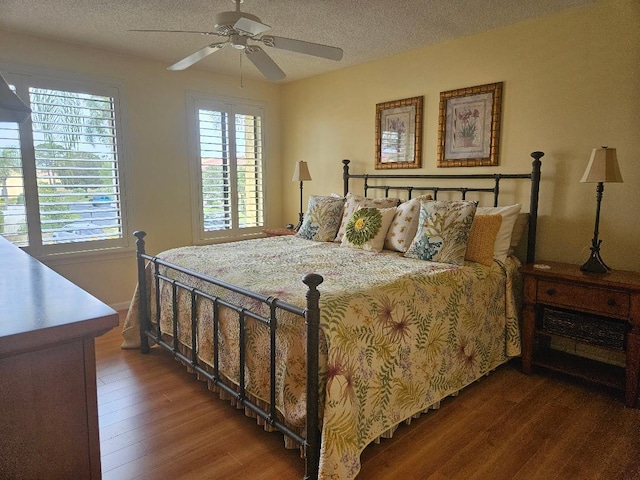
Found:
437,82 -> 503,167
375,96 -> 423,169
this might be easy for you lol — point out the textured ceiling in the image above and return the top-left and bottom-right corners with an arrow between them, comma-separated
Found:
2,0 -> 597,82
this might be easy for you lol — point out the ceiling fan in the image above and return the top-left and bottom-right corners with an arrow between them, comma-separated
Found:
131,0 -> 343,82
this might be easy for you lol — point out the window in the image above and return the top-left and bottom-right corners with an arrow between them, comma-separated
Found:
189,94 -> 265,241
0,70 -> 128,255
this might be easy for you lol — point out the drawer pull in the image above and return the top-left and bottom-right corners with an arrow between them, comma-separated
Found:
546,288 -> 556,296
608,298 -> 616,307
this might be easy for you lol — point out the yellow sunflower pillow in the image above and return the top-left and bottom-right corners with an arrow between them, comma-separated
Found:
334,193 -> 401,242
340,206 -> 397,252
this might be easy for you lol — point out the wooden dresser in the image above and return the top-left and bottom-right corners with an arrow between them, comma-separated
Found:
0,237 -> 119,478
521,261 -> 640,407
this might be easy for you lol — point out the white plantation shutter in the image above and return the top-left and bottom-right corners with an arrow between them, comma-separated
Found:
199,109 -> 232,231
0,71 -> 128,254
192,95 -> 265,240
30,88 -> 122,245
0,117 -> 28,245
235,113 -> 263,228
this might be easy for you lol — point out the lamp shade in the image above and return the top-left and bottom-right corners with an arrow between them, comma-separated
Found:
292,161 -> 312,182
580,147 -> 623,183
0,72 -> 31,124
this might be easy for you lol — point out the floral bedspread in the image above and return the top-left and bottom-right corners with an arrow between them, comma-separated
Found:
122,236 -> 522,480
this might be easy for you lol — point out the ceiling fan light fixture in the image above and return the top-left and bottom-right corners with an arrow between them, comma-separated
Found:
231,34 -> 247,50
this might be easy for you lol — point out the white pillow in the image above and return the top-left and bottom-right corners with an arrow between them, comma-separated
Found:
509,212 -> 529,253
476,204 -> 522,262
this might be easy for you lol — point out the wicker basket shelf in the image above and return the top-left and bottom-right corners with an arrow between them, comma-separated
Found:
540,307 -> 627,351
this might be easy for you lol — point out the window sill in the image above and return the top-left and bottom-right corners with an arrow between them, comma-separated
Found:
195,231 -> 265,245
29,245 -> 136,267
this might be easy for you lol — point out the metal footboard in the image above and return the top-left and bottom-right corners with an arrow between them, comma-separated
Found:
134,231 -> 323,480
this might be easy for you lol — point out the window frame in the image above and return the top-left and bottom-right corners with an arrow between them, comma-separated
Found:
187,92 -> 268,243
1,64 -> 132,258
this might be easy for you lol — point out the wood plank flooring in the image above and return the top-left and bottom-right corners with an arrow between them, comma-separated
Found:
96,314 -> 640,479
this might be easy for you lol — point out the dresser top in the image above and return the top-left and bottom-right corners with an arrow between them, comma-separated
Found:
0,237 -> 119,355
520,261 -> 640,291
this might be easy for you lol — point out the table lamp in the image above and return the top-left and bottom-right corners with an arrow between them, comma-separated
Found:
292,161 -> 312,231
580,146 -> 623,273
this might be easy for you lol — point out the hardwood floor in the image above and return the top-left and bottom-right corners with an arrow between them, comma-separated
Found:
96,313 -> 640,479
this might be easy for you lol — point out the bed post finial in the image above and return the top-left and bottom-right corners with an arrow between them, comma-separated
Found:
343,159 -> 351,196
134,230 -> 147,253
133,231 -> 150,353
531,151 -> 544,167
302,272 -> 323,480
527,152 -> 544,264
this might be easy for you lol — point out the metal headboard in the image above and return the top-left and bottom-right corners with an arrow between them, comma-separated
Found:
342,151 -> 544,264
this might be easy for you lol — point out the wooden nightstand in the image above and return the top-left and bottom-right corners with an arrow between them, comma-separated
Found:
521,261 -> 640,407
263,227 -> 296,237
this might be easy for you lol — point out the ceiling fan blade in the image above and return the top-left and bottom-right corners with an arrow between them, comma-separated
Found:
129,29 -> 224,37
167,43 -> 227,71
234,16 -> 271,36
260,35 -> 343,61
245,47 -> 286,81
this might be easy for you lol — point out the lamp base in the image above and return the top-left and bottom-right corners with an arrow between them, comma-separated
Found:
295,212 -> 304,232
580,246 -> 610,273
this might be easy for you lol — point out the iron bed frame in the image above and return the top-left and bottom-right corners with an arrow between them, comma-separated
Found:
134,151 -> 544,480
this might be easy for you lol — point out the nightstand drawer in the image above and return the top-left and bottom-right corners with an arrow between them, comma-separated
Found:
537,280 -> 629,318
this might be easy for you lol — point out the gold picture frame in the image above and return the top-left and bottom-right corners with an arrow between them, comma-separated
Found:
375,96 -> 423,169
437,82 -> 503,167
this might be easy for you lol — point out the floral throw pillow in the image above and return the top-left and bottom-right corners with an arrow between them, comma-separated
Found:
334,193 -> 401,242
296,195 -> 345,242
405,200 -> 477,265
340,207 -> 397,252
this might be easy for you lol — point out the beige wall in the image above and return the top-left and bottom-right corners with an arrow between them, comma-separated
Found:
281,0 -> 640,271
1,0 -> 639,309
0,30 -> 283,307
